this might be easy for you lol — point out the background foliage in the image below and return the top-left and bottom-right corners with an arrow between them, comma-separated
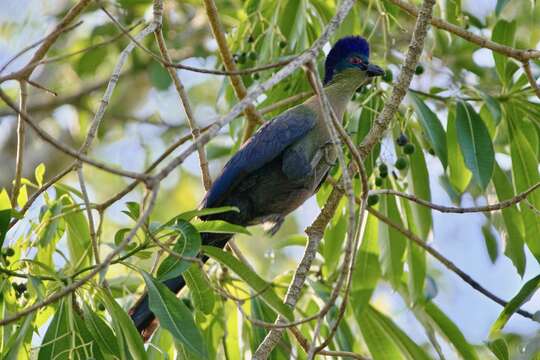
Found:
0,0 -> 539,358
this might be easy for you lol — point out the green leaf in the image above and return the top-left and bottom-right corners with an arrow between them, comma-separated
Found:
360,305 -> 431,360
455,101 -> 494,189
194,220 -> 251,235
378,191 -> 406,286
508,114 -> 540,262
482,224 -> 499,263
99,290 -> 147,360
322,210 -> 347,275
35,163 -> 45,187
141,271 -> 206,358
122,201 -> 140,221
160,206 -> 239,229
401,196 -> 426,305
351,214 -> 381,316
447,105 -> 472,192
492,163 -> 525,276
157,220 -> 201,282
407,132 -> 432,239
83,303 -> 121,357
149,62 -> 172,90
184,264 -> 215,315
492,20 -> 517,85
490,274 -> 540,337
495,0 -> 511,16
4,312 -> 35,360
202,245 -> 294,320
424,301 -> 479,360
63,204 -> 92,270
38,299 -> 71,360
409,92 -> 448,169
245,0 -> 261,14
488,338 -> 509,360
76,46 -> 108,77
0,189 -> 12,248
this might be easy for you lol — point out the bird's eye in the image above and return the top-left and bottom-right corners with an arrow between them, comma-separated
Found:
350,56 -> 363,65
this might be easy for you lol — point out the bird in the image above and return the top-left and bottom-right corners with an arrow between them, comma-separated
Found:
129,35 -> 384,339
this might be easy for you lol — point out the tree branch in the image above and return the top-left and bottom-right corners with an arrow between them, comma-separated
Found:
201,0 -> 265,143
387,0 -> 540,62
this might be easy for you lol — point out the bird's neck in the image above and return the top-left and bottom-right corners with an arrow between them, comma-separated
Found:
308,69 -> 366,121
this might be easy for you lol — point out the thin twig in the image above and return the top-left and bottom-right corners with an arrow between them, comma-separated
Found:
0,21 -> 83,74
387,0 -> 540,62
154,13 -> 212,190
367,207 -> 535,320
0,0 -> 93,83
523,61 -> 540,100
11,81 -> 27,206
201,0 -> 264,143
369,182 -> 540,213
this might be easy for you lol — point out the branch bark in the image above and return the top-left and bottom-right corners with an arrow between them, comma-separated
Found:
202,0 -> 264,143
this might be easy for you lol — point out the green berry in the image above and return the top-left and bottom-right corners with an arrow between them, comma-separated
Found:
252,73 -> 260,80
237,52 -> 247,64
367,194 -> 379,206
98,303 -> 105,311
248,51 -> 257,61
378,163 -> 388,173
379,170 -> 388,178
428,148 -> 435,155
375,177 -> 383,187
4,248 -> 14,257
395,157 -> 408,170
382,69 -> 393,82
415,64 -> 425,75
396,133 -> 408,146
403,143 -> 415,155
279,40 -> 287,49
248,35 -> 255,43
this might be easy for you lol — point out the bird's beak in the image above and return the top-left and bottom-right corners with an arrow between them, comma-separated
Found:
366,63 -> 384,77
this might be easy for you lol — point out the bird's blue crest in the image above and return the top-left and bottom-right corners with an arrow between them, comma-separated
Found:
324,36 -> 370,84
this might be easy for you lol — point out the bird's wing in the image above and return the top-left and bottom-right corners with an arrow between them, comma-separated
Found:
202,105 -> 317,208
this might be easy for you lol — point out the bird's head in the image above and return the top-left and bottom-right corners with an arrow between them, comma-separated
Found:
324,36 -> 384,85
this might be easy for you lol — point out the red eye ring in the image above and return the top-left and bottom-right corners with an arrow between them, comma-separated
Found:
350,56 -> 363,65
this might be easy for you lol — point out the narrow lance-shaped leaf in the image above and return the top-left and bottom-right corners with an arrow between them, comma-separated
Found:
407,131 -> 432,239
409,92 -> 448,169
424,301 -> 479,360
202,245 -> 294,320
351,213 -> 381,316
141,271 -> 206,358
157,220 -> 201,282
0,189 -> 11,248
378,187 -> 407,286
184,264 -> 215,315
492,163 -> 526,276
194,220 -> 251,235
488,338 -> 510,360
455,101 -> 494,189
492,20 -> 517,85
507,108 -> 540,262
38,299 -> 71,360
447,105 -> 472,193
489,275 -> 540,337
360,305 -> 431,360
99,290 -> 147,360
83,303 -> 121,358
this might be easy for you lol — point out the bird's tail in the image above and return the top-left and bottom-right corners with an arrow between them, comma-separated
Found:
129,232 -> 233,340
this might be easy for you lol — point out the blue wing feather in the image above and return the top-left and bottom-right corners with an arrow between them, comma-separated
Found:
202,105 -> 316,208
